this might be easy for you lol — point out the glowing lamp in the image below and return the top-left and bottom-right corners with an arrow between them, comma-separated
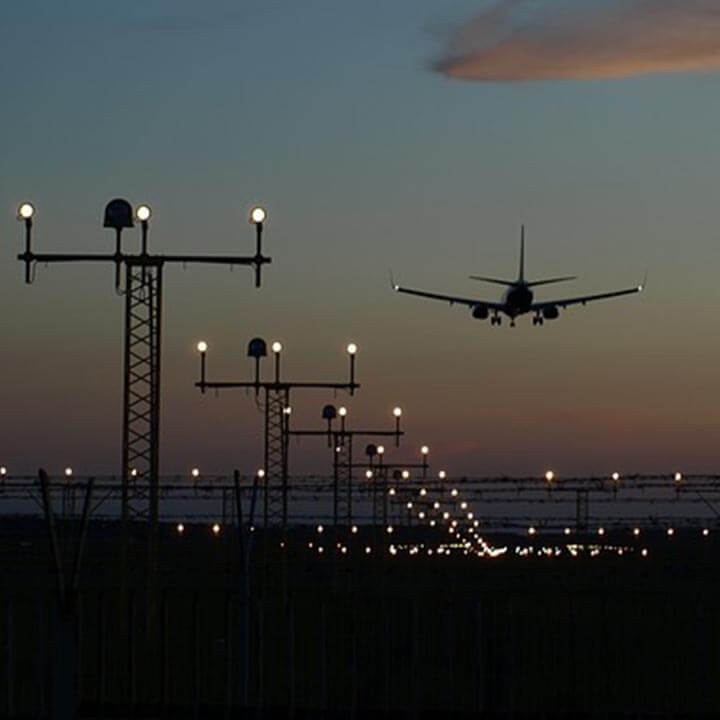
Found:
18,203 -> 34,220
250,206 -> 266,224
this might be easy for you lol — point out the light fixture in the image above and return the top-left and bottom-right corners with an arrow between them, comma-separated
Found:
250,206 -> 266,224
346,342 -> 357,355
271,341 -> 282,353
136,205 -> 151,222
18,202 -> 35,220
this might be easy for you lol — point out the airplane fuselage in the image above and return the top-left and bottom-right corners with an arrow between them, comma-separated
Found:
502,284 -> 533,317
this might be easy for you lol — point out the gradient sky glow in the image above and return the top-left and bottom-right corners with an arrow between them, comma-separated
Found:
2,1 -> 720,477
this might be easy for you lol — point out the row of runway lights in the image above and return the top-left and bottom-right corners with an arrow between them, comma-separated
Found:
1,464 -> 709,542
171,521 -> 713,542
168,526 -> 656,560
0,468 -> 691,484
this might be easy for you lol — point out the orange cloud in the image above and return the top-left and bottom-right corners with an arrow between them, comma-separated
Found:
435,0 -> 720,81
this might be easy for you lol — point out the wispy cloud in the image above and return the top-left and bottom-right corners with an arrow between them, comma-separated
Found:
434,0 -> 720,82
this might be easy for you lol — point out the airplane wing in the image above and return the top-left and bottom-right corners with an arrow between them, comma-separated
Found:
393,282 -> 505,310
530,284 -> 643,311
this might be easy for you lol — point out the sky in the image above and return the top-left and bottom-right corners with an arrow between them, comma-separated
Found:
2,0 -> 720,479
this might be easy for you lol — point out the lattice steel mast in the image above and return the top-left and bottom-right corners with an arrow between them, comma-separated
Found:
195,339 -> 359,527
17,199 -> 271,526
289,406 -> 404,527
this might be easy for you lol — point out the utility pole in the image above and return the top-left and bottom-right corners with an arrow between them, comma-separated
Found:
17,200 -> 271,529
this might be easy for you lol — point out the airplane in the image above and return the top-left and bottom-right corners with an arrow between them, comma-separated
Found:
392,226 -> 644,326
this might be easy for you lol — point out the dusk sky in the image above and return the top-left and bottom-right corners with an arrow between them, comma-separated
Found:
3,0 -> 720,478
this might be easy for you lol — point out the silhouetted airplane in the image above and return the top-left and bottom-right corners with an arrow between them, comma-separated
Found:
393,227 -> 643,326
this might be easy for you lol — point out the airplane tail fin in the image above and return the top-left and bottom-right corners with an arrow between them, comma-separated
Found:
519,225 -> 525,283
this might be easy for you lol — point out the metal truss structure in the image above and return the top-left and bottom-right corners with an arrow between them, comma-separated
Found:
196,340 -> 359,529
18,199 -> 271,529
4,473 -> 720,533
263,387 -> 290,527
122,262 -> 162,522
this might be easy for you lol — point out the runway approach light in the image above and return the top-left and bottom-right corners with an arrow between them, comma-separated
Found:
250,206 -> 266,224
197,341 -> 208,353
271,341 -> 282,354
18,203 -> 34,220
346,342 -> 357,355
136,205 -> 151,222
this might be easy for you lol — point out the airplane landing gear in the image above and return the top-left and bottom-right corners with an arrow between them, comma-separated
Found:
491,314 -> 501,326
533,314 -> 544,326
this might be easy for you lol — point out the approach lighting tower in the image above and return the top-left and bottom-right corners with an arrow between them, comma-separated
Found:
195,339 -> 359,527
289,405 -> 404,526
17,199 -> 271,526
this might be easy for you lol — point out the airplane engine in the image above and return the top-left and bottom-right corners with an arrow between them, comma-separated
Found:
542,305 -> 559,320
472,306 -> 489,320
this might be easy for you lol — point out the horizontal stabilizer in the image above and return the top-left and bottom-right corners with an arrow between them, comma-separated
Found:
526,276 -> 577,288
468,276 -> 518,287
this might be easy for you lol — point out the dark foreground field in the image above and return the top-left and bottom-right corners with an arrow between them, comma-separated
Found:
1,518 -> 718,718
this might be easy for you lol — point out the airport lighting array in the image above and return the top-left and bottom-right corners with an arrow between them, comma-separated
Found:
17,199 -> 271,527
195,338 -> 359,527
288,404 -> 407,527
